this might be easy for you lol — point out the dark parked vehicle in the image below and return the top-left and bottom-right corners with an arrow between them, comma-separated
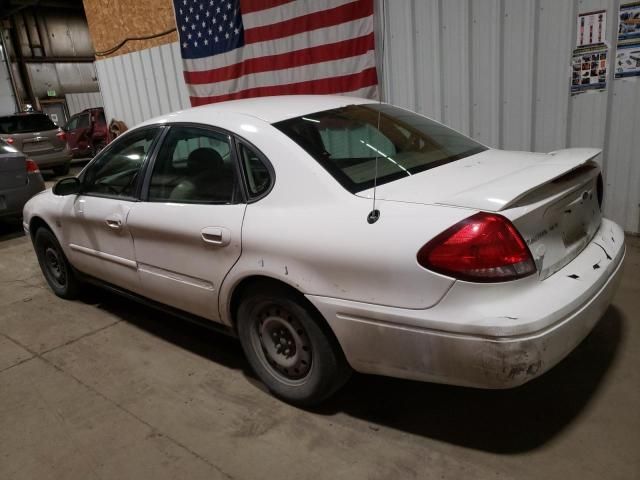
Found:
0,112 -> 72,175
0,139 -> 45,221
64,107 -> 110,158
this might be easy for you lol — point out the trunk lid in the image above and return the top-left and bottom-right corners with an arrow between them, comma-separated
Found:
357,148 -> 602,211
358,147 -> 603,280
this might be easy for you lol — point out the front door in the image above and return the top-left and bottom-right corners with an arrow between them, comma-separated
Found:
60,127 -> 161,292
127,125 -> 245,321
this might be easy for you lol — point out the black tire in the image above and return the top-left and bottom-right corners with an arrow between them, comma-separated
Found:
237,281 -> 351,406
52,163 -> 70,176
91,141 -> 106,157
34,227 -> 80,299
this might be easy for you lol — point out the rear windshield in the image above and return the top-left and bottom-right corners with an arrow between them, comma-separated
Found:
273,104 -> 487,193
0,114 -> 57,134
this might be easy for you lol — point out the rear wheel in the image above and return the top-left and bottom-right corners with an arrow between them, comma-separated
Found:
237,282 -> 351,406
52,163 -> 70,176
34,227 -> 79,299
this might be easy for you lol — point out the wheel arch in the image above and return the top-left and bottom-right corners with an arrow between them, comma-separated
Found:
226,275 -> 344,350
29,215 -> 53,241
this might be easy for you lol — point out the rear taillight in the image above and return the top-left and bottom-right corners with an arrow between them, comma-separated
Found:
26,159 -> 39,173
5,137 -> 14,144
417,212 -> 536,282
56,130 -> 66,142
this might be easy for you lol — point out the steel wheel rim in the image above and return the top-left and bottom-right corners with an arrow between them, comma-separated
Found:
250,302 -> 312,385
43,244 -> 66,287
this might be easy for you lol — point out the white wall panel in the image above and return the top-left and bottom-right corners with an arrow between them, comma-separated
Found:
65,91 -> 103,116
377,0 -> 639,233
95,42 -> 190,130
93,2 -> 639,232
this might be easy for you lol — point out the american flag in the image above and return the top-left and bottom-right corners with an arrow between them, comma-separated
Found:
173,0 -> 378,106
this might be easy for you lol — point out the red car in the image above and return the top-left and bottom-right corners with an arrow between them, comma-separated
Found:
63,107 -> 110,158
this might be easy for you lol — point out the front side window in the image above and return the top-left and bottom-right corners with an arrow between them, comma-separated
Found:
82,128 -> 159,198
65,117 -> 78,131
148,126 -> 236,204
274,104 -> 487,193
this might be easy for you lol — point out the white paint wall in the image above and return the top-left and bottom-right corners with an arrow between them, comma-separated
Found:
65,91 -> 104,116
94,0 -> 640,233
378,0 -> 640,234
95,42 -> 190,130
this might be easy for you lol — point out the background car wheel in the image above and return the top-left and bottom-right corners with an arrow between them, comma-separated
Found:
52,164 -> 70,176
237,281 -> 351,406
92,141 -> 106,157
34,227 -> 79,299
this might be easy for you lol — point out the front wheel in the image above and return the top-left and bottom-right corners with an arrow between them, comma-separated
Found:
34,227 -> 80,299
237,282 -> 351,406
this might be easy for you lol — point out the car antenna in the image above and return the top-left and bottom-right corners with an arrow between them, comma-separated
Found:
367,0 -> 385,225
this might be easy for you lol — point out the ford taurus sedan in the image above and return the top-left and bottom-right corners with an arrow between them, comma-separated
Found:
22,96 -> 625,405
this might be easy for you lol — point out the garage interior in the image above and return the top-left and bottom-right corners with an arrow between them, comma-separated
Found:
1,1 -> 639,479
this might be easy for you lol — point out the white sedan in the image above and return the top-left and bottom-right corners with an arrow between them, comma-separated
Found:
23,95 -> 625,405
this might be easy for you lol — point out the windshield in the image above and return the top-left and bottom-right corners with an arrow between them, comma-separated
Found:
273,104 -> 487,193
0,114 -> 57,134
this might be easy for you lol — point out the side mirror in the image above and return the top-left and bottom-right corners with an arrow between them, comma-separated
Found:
53,177 -> 81,196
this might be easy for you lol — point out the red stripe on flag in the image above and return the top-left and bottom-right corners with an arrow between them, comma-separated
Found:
244,0 -> 373,44
189,66 -> 377,106
184,33 -> 374,85
240,0 -> 295,14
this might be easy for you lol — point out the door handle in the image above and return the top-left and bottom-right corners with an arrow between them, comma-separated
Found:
201,227 -> 231,246
105,215 -> 123,230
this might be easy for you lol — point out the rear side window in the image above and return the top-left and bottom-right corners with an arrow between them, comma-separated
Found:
148,126 -> 236,204
0,114 -> 57,134
274,104 -> 487,193
238,143 -> 272,199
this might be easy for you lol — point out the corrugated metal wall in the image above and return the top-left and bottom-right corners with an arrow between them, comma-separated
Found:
95,41 -> 190,130
65,91 -> 104,116
378,0 -> 639,233
93,0 -> 639,233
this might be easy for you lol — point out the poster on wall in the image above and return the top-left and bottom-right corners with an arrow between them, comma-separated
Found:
614,2 -> 640,78
618,2 -> 640,42
614,42 -> 640,77
577,10 -> 607,47
571,46 -> 608,95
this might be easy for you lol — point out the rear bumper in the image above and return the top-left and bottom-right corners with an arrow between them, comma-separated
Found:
307,218 -> 625,388
0,173 -> 46,218
30,146 -> 72,168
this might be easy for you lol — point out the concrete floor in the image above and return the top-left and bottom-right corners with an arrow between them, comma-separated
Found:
1,172 -> 638,479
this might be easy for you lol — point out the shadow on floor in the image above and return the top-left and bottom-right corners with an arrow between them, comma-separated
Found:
77,286 -> 624,454
0,219 -> 25,242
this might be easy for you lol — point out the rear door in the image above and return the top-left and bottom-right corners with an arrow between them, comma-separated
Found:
64,116 -> 80,154
127,125 -> 246,321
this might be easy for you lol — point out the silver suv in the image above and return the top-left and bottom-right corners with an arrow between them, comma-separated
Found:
0,112 -> 72,175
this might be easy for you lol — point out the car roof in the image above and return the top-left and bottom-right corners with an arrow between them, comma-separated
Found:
141,95 -> 376,126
